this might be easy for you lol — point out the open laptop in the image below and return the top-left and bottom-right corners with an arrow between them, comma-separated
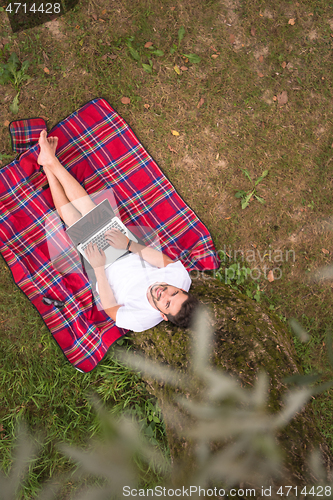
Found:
66,199 -> 138,269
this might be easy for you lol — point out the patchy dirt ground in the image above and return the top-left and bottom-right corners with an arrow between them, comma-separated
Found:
0,0 -> 332,332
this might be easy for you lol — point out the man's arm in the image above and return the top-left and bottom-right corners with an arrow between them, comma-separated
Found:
85,244 -> 122,322
94,267 -> 122,321
128,241 -> 174,268
105,229 -> 174,268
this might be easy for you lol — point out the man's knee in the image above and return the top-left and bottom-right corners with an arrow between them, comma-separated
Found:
78,196 -> 96,216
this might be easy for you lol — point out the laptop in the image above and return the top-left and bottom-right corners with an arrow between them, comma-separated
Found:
66,199 -> 138,269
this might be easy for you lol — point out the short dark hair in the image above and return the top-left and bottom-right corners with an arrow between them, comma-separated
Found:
166,292 -> 199,329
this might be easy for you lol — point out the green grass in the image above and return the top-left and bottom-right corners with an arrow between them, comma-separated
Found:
1,0 -> 333,495
0,261 -> 167,496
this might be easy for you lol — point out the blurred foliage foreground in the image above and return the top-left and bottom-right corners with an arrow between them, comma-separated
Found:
1,274 -> 333,499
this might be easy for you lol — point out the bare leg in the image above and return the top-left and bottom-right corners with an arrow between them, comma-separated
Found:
38,130 -> 96,216
41,137 -> 81,226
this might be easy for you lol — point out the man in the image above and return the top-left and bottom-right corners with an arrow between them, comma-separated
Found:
38,130 -> 199,332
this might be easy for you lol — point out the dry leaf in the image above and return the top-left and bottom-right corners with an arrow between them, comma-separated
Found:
144,41 -> 153,48
101,54 -> 108,61
251,28 -> 256,36
322,248 -> 330,255
281,61 -> 287,68
109,54 -> 117,60
168,144 -> 178,154
211,54 -> 219,59
224,217 -> 231,220
277,91 -> 288,105
101,9 -> 106,14
258,72 -> 264,78
174,65 -> 181,75
92,13 -> 97,20
216,153 -> 219,160
229,33 -> 235,44
99,18 -> 105,22
44,67 -> 50,74
171,130 -> 179,136
4,120 -> 10,127
259,55 -> 264,63
288,18 -> 295,25
267,270 -> 275,282
121,97 -> 131,104
197,97 -> 205,109
210,45 -> 217,51
273,96 -> 277,101
170,6 -> 175,10
180,66 -> 188,71
40,115 -> 48,121
42,51 -> 49,64
144,104 -> 150,109
40,104 -> 46,109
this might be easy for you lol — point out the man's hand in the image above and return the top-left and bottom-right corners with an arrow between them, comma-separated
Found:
105,229 -> 128,250
85,243 -> 106,269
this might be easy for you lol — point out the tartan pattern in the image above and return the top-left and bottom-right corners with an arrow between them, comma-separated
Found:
9,118 -> 47,153
0,98 -> 219,373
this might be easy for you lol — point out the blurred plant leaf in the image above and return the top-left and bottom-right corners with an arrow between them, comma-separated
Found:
178,26 -> 185,44
183,53 -> 201,64
241,168 -> 252,182
114,348 -> 192,390
288,318 -> 310,343
283,373 -> 321,386
275,388 -> 312,427
142,63 -> 152,73
254,169 -> 269,186
150,49 -> 164,57
254,194 -> 265,203
0,424 -> 39,500
128,46 -> 140,62
9,92 -> 19,114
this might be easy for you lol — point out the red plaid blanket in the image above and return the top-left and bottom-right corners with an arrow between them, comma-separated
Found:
0,98 -> 219,372
9,117 -> 47,153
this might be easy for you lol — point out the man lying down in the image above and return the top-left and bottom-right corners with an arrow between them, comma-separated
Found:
38,130 -> 199,332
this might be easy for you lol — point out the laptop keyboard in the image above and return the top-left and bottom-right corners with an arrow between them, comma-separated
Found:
82,219 -> 127,252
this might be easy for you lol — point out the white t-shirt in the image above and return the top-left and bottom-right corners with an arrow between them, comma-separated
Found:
96,253 -> 191,332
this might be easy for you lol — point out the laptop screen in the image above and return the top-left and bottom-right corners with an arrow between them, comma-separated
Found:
66,199 -> 115,245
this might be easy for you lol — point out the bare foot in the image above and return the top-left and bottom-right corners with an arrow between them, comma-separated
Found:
37,130 -> 59,167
